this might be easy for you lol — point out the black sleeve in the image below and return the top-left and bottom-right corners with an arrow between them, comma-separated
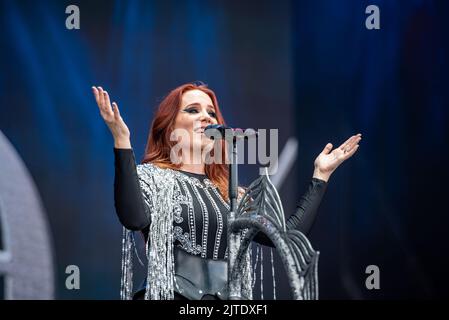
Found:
114,148 -> 151,231
252,178 -> 328,247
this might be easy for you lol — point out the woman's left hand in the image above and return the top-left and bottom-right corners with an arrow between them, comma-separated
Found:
312,133 -> 362,182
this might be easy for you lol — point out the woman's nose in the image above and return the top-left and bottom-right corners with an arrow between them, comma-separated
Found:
199,110 -> 212,122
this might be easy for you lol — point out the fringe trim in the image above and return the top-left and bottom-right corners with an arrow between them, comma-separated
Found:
144,167 -> 175,300
120,163 -> 253,300
120,228 -> 133,300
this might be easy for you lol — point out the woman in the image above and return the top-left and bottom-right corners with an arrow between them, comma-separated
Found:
92,82 -> 361,300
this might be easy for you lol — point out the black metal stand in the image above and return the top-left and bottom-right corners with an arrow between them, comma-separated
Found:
227,136 -> 240,299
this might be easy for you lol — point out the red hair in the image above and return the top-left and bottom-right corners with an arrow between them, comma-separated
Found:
142,83 -> 230,200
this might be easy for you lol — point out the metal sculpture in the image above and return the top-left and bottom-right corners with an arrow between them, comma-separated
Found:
228,168 -> 319,300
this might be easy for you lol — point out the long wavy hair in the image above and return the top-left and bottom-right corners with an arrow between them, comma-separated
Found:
142,82 -> 230,200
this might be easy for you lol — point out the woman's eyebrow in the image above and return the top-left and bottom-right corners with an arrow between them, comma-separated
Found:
183,103 -> 200,108
183,103 -> 215,110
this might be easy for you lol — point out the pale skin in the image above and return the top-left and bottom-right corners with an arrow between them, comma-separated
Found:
169,89 -> 218,174
92,86 -> 362,182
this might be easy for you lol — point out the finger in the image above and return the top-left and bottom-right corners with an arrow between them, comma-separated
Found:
345,135 -> 362,152
339,134 -> 360,151
338,136 -> 354,150
93,86 -> 109,117
103,90 -> 113,113
92,86 -> 100,104
321,143 -> 333,155
98,86 -> 105,109
343,144 -> 360,159
112,102 -> 121,119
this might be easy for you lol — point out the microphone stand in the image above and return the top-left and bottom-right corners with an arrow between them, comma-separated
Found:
227,135 -> 240,300
217,126 -> 319,300
205,125 -> 255,299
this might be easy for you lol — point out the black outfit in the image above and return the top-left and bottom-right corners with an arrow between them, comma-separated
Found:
113,148 -> 327,299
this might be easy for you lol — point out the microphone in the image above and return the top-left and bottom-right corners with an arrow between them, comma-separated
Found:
204,124 -> 258,140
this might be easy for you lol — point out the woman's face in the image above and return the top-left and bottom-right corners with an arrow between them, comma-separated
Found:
172,89 -> 218,156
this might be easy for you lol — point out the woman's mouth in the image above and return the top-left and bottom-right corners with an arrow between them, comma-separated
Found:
195,127 -> 206,133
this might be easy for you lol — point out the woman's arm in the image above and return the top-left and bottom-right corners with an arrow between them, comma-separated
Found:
114,148 -> 151,230
252,178 -> 327,247
285,178 -> 327,233
252,133 -> 362,246
92,86 -> 150,230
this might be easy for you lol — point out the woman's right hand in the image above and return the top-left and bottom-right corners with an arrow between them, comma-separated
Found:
92,86 -> 131,149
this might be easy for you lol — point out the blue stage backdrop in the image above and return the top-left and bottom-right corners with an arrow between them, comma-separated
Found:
0,0 -> 448,299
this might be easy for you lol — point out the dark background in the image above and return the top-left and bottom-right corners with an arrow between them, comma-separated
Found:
0,0 -> 448,299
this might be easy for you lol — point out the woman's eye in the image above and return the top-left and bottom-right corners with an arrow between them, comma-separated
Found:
184,107 -> 216,118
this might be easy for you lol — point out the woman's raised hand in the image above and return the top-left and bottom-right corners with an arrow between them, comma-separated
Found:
312,133 -> 362,182
92,86 -> 131,149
